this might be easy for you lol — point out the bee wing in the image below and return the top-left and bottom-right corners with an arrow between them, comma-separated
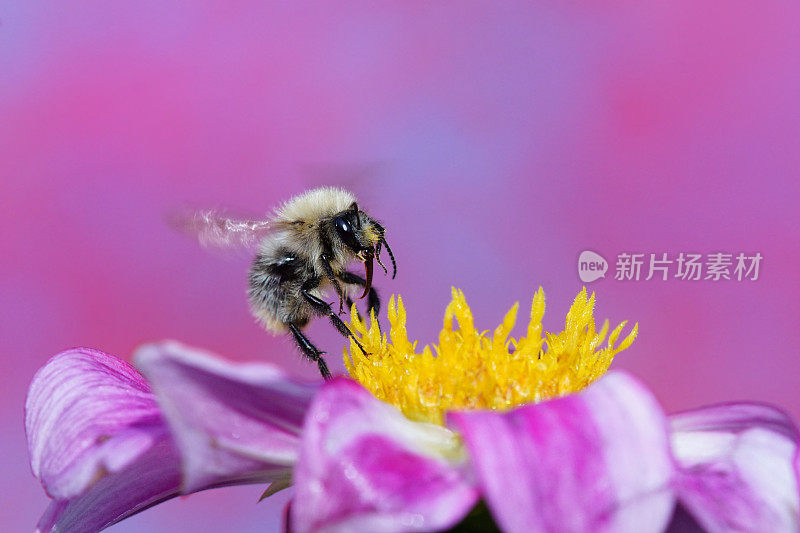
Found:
171,209 -> 273,249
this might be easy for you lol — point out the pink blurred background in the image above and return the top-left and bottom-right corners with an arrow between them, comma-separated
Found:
3,2 -> 799,531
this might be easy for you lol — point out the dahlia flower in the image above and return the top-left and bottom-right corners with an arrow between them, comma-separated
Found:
26,288 -> 800,532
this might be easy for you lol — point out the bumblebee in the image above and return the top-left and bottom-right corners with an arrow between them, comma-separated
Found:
180,187 -> 396,379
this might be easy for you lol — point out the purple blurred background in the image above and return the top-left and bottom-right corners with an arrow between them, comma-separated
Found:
2,2 -> 799,531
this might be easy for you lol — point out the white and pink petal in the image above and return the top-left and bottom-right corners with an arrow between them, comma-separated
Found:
670,403 -> 800,532
26,348 -> 165,501
27,343 -> 320,532
448,371 -> 675,533
290,379 -> 478,533
35,438 -> 181,533
26,348 -> 183,532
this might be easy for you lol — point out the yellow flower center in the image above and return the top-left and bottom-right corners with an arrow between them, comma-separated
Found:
344,287 -> 638,425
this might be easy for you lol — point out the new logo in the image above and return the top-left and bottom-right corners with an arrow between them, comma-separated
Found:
578,251 -> 608,282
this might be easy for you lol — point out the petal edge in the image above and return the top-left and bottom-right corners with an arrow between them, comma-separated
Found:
671,403 -> 800,532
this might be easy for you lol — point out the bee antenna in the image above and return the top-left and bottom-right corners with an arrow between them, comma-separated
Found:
381,237 -> 397,279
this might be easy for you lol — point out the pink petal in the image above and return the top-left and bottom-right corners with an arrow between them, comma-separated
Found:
35,438 -> 181,533
26,348 -> 165,500
134,341 -> 320,492
28,343 -> 320,532
448,371 -> 675,533
291,378 -> 478,533
26,348 -> 182,532
670,403 -> 800,532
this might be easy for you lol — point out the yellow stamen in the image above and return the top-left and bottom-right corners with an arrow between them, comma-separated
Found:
344,287 -> 638,425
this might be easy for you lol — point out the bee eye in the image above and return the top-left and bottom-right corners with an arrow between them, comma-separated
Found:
334,216 -> 361,251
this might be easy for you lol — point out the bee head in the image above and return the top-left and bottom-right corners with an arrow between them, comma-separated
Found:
332,205 -> 376,258
332,203 -> 396,299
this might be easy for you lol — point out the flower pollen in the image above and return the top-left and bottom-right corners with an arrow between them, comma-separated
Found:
344,287 -> 638,425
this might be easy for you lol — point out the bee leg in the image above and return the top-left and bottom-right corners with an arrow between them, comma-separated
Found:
338,271 -> 381,332
320,254 -> 346,314
301,278 -> 368,356
288,323 -> 331,380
